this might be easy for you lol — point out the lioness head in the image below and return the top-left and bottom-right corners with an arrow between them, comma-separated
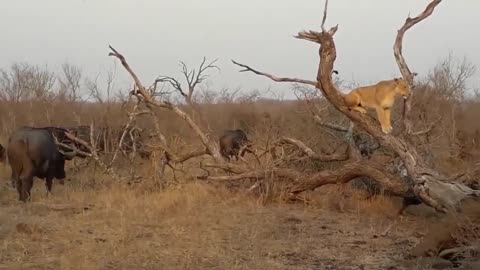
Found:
394,78 -> 410,99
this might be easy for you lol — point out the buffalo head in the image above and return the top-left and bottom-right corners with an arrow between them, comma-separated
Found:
55,148 -> 77,179
219,129 -> 252,161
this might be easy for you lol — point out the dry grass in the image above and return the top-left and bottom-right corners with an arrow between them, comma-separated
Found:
0,169 -> 448,270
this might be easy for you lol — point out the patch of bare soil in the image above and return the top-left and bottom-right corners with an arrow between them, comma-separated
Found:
0,182 -> 464,270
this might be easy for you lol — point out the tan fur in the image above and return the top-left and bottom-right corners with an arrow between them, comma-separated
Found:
343,78 -> 410,134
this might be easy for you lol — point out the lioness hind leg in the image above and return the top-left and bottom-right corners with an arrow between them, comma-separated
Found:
344,92 -> 366,113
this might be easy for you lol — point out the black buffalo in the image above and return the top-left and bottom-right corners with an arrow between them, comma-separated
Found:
6,126 -> 77,202
219,129 -> 252,161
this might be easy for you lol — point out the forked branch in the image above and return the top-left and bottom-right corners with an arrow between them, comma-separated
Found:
394,0 -> 443,132
394,0 -> 443,84
184,57 -> 219,96
154,76 -> 183,97
155,57 -> 219,103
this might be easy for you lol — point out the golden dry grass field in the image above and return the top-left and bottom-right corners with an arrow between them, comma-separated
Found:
1,161 -> 466,270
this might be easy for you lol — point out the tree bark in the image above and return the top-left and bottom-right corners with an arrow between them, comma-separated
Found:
290,160 -> 410,197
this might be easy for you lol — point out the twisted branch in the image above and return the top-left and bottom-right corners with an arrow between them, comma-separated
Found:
394,0 -> 443,133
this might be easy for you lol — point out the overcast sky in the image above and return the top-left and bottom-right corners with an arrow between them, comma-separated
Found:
0,0 -> 478,99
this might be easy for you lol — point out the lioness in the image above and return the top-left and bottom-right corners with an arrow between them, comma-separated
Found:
343,78 -> 410,134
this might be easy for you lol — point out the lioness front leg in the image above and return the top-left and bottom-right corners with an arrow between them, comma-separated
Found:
375,107 -> 392,134
384,107 -> 393,133
351,106 -> 367,114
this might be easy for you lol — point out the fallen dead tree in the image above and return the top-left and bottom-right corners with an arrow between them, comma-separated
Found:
104,44 -> 352,189
231,0 -> 480,214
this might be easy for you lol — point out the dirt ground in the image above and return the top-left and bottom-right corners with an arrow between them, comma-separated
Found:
2,170 -> 469,270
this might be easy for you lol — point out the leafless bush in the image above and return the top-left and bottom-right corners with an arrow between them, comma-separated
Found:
428,52 -> 476,102
0,62 -> 56,102
85,65 -> 118,104
57,62 -> 83,102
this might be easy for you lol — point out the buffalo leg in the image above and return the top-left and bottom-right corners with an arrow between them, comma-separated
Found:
397,196 -> 422,216
10,168 -> 19,188
230,150 -> 239,161
15,178 -> 23,201
45,177 -> 53,195
19,176 -> 33,202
